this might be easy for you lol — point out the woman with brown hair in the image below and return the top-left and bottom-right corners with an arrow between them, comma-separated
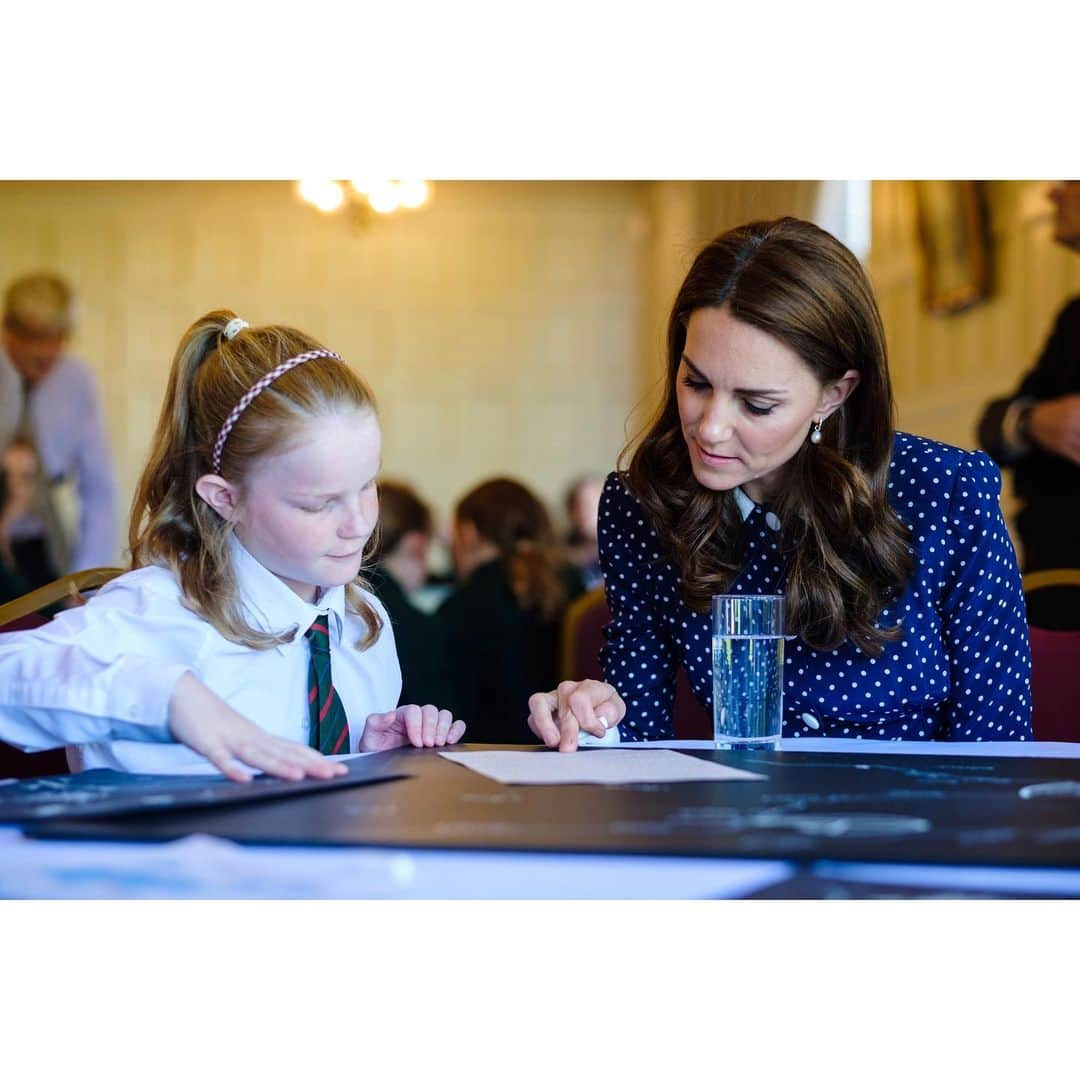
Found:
440,476 -> 582,743
528,217 -> 1032,750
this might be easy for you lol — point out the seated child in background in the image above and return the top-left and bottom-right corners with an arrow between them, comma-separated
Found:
368,480 -> 456,710
439,477 -> 581,743
0,311 -> 463,779
0,438 -> 36,604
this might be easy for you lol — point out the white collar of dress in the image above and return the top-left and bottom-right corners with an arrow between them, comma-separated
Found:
733,487 -> 782,532
733,487 -> 756,521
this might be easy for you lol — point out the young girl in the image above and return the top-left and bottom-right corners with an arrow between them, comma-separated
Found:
439,477 -> 580,743
0,311 -> 463,779
529,218 -> 1032,750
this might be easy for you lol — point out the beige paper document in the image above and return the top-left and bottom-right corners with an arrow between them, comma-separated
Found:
438,748 -> 766,785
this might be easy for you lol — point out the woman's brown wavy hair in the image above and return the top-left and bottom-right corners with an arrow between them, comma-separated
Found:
129,309 -> 383,651
622,217 -> 915,657
455,477 -> 566,622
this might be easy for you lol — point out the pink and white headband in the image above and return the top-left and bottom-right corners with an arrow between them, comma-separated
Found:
211,346 -> 342,474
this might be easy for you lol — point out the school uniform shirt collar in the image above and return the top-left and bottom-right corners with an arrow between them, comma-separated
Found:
229,534 -> 347,654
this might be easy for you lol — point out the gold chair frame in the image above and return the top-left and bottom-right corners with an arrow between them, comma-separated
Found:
0,567 -> 125,626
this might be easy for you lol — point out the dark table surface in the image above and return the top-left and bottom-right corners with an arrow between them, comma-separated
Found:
6,740 -> 1080,896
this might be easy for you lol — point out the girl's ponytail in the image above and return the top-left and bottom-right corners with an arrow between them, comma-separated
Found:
130,310 -> 232,565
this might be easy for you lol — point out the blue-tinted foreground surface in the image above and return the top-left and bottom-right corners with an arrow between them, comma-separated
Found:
3,739 -> 1080,898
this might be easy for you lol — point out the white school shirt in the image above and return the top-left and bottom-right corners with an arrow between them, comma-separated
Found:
0,537 -> 402,773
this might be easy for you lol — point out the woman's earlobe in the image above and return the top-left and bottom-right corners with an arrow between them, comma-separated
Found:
195,474 -> 238,521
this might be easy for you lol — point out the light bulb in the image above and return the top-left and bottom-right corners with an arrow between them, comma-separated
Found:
297,179 -> 345,213
398,179 -> 430,209
367,181 -> 401,214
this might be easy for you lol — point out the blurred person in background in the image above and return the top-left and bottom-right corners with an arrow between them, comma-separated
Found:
439,477 -> 582,743
562,473 -> 605,591
979,181 -> 1080,577
1,439 -> 35,604
367,480 -> 455,709
0,272 -> 118,587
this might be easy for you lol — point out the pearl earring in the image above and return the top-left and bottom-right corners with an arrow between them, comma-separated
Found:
809,419 -> 823,445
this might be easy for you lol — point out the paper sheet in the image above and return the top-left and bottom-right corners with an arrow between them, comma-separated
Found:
438,748 -> 766,785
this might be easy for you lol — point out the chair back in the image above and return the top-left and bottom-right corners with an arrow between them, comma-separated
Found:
561,586 -> 710,738
1028,625 -> 1080,742
560,586 -> 608,686
1023,568 -> 1080,632
0,566 -> 124,629
0,567 -> 125,778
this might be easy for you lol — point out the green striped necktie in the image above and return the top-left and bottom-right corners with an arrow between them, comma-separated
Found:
305,614 -> 351,755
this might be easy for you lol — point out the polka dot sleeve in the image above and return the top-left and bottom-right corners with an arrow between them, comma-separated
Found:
938,450 -> 1032,740
597,473 -> 678,741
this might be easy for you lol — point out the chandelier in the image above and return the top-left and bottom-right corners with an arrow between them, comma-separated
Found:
296,180 -> 432,222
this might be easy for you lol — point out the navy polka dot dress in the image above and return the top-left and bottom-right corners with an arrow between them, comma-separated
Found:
599,432 -> 1033,742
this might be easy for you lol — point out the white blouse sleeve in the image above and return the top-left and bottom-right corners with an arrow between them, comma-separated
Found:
0,570 -> 201,752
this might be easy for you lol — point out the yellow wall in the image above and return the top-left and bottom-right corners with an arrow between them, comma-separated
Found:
0,181 -> 654,554
4,179 -> 1073,563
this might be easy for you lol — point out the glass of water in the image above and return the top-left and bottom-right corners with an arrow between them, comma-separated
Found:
712,593 -> 785,749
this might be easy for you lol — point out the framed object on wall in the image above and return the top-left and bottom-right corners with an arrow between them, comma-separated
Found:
912,180 -> 993,315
